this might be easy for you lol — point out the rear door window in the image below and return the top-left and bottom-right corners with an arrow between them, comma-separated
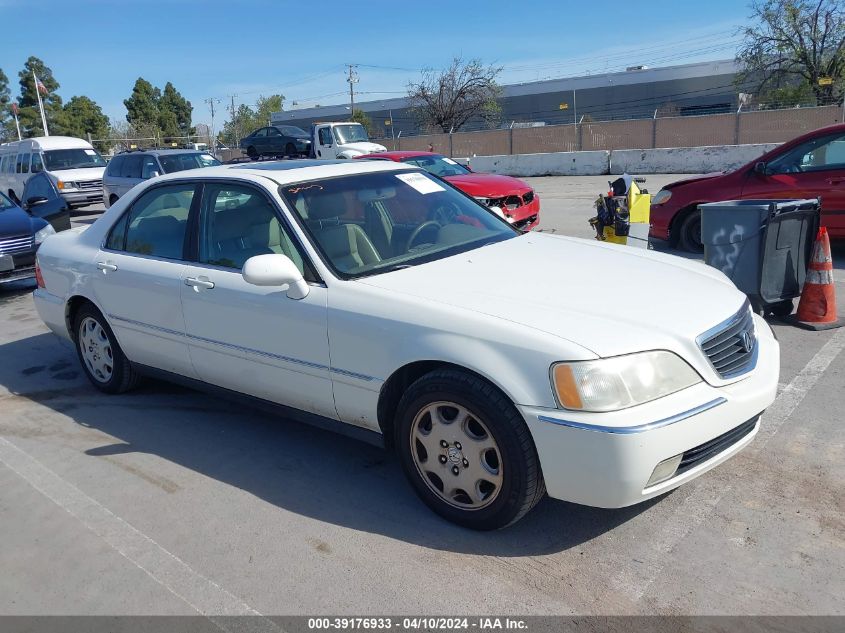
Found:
119,184 -> 196,259
105,155 -> 125,176
16,153 -> 30,174
120,155 -> 143,179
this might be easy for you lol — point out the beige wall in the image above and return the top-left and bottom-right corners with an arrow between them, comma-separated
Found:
373,105 -> 842,157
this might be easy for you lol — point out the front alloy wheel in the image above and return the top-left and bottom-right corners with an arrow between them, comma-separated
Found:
395,369 -> 545,529
411,401 -> 503,509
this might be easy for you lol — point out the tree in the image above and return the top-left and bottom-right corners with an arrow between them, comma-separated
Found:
0,68 -> 11,141
17,56 -> 62,136
124,77 -> 160,131
737,0 -> 845,105
350,108 -> 372,134
221,103 -> 258,147
57,96 -> 111,150
158,82 -> 192,139
255,94 -> 284,126
407,57 -> 502,132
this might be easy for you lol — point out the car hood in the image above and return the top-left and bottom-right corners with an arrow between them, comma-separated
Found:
52,167 -> 105,182
444,173 -> 531,197
663,172 -> 724,189
359,232 -> 745,365
342,142 -> 387,154
0,205 -> 34,236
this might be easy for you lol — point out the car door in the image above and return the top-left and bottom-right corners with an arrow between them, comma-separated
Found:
91,182 -> 199,378
316,126 -> 336,159
266,127 -> 284,155
21,172 -> 71,231
180,180 -> 337,418
741,129 -> 845,237
252,128 -> 269,154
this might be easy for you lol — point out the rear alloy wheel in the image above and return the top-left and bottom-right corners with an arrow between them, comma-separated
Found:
395,369 -> 545,529
74,304 -> 139,394
246,146 -> 258,161
679,209 -> 703,253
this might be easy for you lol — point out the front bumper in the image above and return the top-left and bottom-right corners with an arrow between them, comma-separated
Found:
518,314 -> 779,508
61,189 -> 103,206
505,195 -> 541,231
0,251 -> 36,284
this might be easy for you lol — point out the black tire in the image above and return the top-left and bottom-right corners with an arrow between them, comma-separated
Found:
285,143 -> 296,158
73,303 -> 139,394
246,146 -> 258,160
394,368 -> 545,530
678,209 -> 703,253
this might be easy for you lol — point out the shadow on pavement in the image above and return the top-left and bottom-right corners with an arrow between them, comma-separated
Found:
0,332 -> 657,557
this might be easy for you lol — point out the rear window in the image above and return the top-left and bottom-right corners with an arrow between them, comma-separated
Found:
158,153 -> 220,174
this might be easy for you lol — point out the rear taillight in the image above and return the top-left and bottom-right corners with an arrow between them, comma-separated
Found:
35,261 -> 45,288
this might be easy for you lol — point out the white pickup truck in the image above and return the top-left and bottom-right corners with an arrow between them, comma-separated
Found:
310,122 -> 386,159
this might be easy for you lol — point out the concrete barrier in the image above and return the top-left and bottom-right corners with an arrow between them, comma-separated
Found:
609,143 -> 780,175
469,151 -> 610,176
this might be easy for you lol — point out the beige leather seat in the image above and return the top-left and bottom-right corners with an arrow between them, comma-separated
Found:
305,192 -> 381,272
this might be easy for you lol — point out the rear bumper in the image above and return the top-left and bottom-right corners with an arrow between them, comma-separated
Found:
518,315 -> 779,508
33,288 -> 70,340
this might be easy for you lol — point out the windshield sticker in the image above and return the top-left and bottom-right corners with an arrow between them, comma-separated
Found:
395,172 -> 445,194
84,149 -> 97,155
442,158 -> 458,165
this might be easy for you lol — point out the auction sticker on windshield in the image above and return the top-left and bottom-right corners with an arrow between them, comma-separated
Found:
396,172 -> 445,194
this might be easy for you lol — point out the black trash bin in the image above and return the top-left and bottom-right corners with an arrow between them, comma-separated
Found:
699,199 -> 820,316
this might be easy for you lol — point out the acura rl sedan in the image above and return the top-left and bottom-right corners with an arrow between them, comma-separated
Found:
33,159 -> 779,529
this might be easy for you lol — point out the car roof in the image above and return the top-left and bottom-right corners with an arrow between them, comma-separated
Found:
153,158 -> 416,185
120,149 -> 212,156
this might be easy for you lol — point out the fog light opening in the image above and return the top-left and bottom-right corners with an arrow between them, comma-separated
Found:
646,454 -> 682,487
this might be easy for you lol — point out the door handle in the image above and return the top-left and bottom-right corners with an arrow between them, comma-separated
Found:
827,177 -> 844,185
96,262 -> 118,272
185,277 -> 215,290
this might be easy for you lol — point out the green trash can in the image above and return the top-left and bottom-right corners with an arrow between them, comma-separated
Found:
699,199 -> 820,316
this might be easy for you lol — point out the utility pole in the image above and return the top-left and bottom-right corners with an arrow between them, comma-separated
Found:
347,64 -> 358,116
228,94 -> 238,148
205,97 -> 221,151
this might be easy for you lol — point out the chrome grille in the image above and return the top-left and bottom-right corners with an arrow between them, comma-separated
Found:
0,235 -> 34,255
697,302 -> 756,379
77,179 -> 102,190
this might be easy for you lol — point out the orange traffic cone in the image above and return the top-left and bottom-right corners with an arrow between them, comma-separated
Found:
792,227 -> 842,330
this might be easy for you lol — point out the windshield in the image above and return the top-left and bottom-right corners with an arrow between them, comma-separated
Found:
401,154 -> 470,177
0,192 -> 17,210
158,153 -> 221,174
279,170 -> 517,279
332,124 -> 369,144
277,125 -> 308,137
43,148 -> 107,171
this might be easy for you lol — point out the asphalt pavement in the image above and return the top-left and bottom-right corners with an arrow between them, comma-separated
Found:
0,175 -> 843,617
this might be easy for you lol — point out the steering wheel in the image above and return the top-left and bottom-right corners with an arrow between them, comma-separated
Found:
405,221 -> 441,251
431,201 -> 461,225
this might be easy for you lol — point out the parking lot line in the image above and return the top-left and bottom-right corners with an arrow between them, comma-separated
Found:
0,436 -> 282,632
615,326 -> 845,604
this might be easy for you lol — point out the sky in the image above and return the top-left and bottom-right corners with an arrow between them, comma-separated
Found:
0,0 -> 751,132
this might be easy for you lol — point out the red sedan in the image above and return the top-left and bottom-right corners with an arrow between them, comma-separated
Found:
358,151 -> 540,231
651,123 -> 845,251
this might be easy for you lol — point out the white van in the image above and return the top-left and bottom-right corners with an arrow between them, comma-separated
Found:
0,136 -> 107,208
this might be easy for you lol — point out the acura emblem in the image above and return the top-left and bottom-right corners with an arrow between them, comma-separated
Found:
740,331 -> 754,353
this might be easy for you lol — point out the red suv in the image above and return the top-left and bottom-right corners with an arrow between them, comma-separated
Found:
358,151 -> 540,231
651,123 -> 845,251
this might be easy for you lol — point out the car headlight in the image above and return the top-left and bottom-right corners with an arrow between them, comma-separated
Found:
651,189 -> 672,205
34,224 -> 56,245
551,351 -> 701,412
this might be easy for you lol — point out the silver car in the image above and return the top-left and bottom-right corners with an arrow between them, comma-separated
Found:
103,149 -> 220,207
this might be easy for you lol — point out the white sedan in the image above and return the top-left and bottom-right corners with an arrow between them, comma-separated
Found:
33,160 -> 779,529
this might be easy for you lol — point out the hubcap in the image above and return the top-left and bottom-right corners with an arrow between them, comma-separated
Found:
410,401 -> 503,510
78,317 -> 114,383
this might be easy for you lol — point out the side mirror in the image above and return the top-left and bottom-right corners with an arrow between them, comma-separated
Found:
26,196 -> 48,208
242,254 -> 309,299
754,161 -> 768,175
